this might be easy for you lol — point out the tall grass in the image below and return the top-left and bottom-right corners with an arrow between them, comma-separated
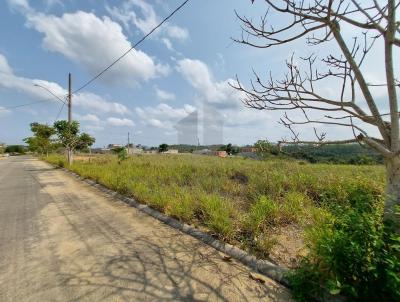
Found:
44,153 -> 385,260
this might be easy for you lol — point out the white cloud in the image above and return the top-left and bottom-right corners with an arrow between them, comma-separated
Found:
10,2 -> 169,85
0,55 -> 13,74
75,92 -> 129,115
0,53 -> 129,115
106,0 -> 189,43
43,0 -> 62,9
107,117 -> 135,127
166,25 -> 189,40
0,106 -> 11,116
155,87 -> 175,101
161,38 -> 173,51
7,0 -> 30,13
135,103 -> 195,129
75,113 -> 100,123
177,58 -> 242,108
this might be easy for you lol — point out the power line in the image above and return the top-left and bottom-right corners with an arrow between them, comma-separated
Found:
0,97 -> 65,111
73,0 -> 190,94
54,97 -> 67,122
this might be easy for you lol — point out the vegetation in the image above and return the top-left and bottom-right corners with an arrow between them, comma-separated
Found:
284,144 -> 383,165
158,143 -> 169,153
24,122 -> 56,156
53,120 -> 95,165
42,152 -> 399,300
43,154 -> 384,244
23,121 -> 95,162
234,1 -> 400,232
288,194 -> 400,301
112,147 -> 128,163
218,143 -> 239,155
5,145 -> 26,154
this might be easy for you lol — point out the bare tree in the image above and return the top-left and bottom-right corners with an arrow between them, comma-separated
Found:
233,0 -> 400,229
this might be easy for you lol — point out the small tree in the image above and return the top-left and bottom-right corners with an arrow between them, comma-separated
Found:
24,122 -> 55,156
254,140 -> 280,158
53,120 -> 94,165
219,143 -> 239,155
158,143 -> 169,153
234,1 -> 400,229
76,133 -> 96,153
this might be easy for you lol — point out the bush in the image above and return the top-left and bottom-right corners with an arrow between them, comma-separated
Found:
5,145 -> 26,154
288,194 -> 400,301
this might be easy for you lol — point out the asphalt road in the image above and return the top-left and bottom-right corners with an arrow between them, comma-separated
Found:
0,156 -> 292,302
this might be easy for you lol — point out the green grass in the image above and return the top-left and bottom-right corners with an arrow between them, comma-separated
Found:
44,153 -> 385,260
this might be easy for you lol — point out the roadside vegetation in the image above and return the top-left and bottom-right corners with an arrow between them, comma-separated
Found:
43,149 -> 399,300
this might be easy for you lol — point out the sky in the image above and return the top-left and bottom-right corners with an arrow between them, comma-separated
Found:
0,0 -> 396,148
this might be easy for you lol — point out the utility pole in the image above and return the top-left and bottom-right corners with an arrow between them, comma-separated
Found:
67,73 -> 73,165
68,73 -> 72,124
127,132 -> 130,155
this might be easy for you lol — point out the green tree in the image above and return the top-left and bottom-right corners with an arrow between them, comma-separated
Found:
254,140 -> 280,158
24,123 -> 55,156
53,120 -> 94,165
219,143 -> 239,155
5,145 -> 26,154
158,143 -> 169,153
76,133 -> 96,152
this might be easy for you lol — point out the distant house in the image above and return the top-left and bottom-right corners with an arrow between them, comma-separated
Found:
193,149 -> 227,158
127,146 -> 143,154
212,150 -> 227,158
240,147 -> 258,153
108,144 -> 123,149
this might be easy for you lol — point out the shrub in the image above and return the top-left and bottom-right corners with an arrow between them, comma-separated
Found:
288,194 -> 400,301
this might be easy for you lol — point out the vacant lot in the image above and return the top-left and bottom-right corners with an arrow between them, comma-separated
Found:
45,154 -> 385,267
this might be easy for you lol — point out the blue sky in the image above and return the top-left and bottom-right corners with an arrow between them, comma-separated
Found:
0,0 -> 395,147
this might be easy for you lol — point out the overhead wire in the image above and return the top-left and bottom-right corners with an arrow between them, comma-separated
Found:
72,0 -> 190,94
54,96 -> 68,122
0,96 -> 66,111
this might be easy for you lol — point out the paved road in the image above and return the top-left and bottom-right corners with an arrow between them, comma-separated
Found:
0,156 -> 291,302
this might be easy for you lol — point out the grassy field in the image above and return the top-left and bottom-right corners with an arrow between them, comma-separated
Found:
44,153 -> 385,267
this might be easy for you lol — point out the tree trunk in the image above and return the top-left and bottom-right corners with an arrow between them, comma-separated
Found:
385,156 -> 400,231
67,148 -> 73,165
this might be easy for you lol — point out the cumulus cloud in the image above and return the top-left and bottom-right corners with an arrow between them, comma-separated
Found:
107,117 -> 135,127
75,92 -> 129,115
155,87 -> 175,101
166,25 -> 189,40
177,58 -> 244,109
0,55 -> 13,74
0,53 -> 129,115
7,1 -> 170,85
106,0 -> 189,43
75,113 -> 100,123
135,103 -> 195,129
25,11 -> 169,84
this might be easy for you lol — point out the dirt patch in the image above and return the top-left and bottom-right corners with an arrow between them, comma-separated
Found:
268,225 -> 307,268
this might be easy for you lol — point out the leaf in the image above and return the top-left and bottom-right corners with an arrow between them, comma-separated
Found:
329,288 -> 341,295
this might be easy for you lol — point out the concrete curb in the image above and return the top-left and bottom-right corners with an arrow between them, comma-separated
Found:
58,167 -> 290,287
